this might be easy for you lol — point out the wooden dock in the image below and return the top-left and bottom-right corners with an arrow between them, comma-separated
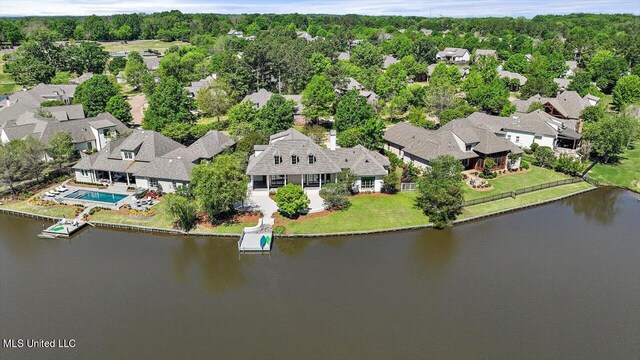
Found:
238,228 -> 272,252
38,219 -> 88,239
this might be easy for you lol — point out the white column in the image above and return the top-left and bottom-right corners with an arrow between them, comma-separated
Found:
108,171 -> 112,184
250,176 -> 254,190
267,176 -> 270,190
319,174 -> 322,189
126,173 -> 130,186
301,175 -> 304,189
284,175 -> 287,186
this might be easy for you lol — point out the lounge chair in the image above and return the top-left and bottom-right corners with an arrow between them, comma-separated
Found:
55,186 -> 67,192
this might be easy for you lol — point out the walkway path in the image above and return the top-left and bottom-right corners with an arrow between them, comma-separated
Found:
247,191 -> 278,225
305,189 -> 325,213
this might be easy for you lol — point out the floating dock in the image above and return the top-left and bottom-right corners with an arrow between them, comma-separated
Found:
238,228 -> 272,252
38,219 -> 88,239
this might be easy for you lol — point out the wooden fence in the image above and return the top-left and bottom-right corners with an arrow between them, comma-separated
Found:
462,177 -> 583,206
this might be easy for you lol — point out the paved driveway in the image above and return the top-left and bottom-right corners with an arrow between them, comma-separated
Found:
305,189 -> 325,213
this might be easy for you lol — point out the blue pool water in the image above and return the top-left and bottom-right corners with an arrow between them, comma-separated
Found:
65,190 -> 128,204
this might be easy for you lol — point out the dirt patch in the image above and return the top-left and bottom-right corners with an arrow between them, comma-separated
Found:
197,211 -> 262,229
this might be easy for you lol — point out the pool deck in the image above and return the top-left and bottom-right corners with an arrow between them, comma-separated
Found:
46,183 -> 136,209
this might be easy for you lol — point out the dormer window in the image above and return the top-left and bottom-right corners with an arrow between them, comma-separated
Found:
465,144 -> 472,151
274,155 -> 282,165
122,151 -> 134,160
308,155 -> 316,164
291,155 -> 299,164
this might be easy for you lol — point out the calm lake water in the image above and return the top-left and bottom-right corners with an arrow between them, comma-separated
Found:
1,188 -> 639,360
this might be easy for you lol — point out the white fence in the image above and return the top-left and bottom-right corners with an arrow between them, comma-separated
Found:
400,183 -> 416,191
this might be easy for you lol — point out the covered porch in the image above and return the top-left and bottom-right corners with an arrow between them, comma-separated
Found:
251,173 -> 336,190
85,169 -> 136,187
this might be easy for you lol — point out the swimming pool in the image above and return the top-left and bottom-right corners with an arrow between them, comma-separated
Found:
64,190 -> 128,204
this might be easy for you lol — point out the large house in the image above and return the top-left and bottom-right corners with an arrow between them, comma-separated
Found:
246,129 -> 389,193
512,90 -> 599,120
4,83 -> 77,107
185,74 -> 218,97
436,48 -> 471,64
474,49 -> 498,61
340,78 -> 379,106
498,70 -> 527,90
73,130 -> 235,192
243,88 -> 305,124
384,120 -> 523,171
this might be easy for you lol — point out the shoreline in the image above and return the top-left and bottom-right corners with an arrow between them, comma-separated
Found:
0,184 -> 599,239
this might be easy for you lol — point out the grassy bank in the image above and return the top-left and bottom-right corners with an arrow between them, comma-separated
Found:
277,182 -> 594,234
462,166 -> 569,200
98,40 -> 189,53
587,141 -> 640,193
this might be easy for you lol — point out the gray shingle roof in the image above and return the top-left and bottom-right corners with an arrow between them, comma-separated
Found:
383,55 -> 399,69
511,91 -> 595,119
498,70 -> 527,85
186,130 -> 235,161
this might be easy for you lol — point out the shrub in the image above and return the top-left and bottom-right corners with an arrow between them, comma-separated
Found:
521,161 -> 530,170
555,154 -> 584,176
273,225 -> 286,235
534,146 -> 556,168
165,194 -> 198,231
483,159 -> 496,176
319,183 -> 351,210
275,184 -> 310,218
381,166 -> 399,194
530,143 -> 539,152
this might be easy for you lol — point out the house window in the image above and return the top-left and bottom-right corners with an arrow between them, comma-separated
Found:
465,144 -> 472,151
308,154 -> 316,164
123,151 -> 134,160
515,136 -> 520,143
80,170 -> 89,177
361,177 -> 375,189
149,178 -> 158,187
507,134 -> 512,140
274,155 -> 282,165
291,155 -> 299,164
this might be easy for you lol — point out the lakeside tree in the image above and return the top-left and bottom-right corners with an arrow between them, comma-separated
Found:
584,114 -> 638,163
259,94 -> 295,135
275,184 -> 310,218
47,131 -> 76,175
0,140 -> 26,194
612,75 -> 640,111
190,154 -> 249,223
73,75 -> 119,117
319,183 -> 351,210
105,95 -> 133,124
165,193 -> 198,231
415,155 -> 464,229
22,137 -> 46,184
142,76 -> 196,131
301,75 -> 336,123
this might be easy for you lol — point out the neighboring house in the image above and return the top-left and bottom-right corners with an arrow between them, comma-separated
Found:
498,70 -> 527,90
4,83 -> 77,107
565,61 -> 579,77
427,64 -> 469,82
337,51 -> 350,61
474,49 -> 498,61
420,28 -> 433,36
384,120 -> 523,171
227,29 -> 244,38
512,91 -> 599,120
339,77 -> 379,106
383,55 -> 399,69
116,71 -> 126,84
378,33 -> 393,41
243,88 -> 305,124
466,111 -> 582,150
71,73 -> 94,85
435,48 -> 471,64
554,78 -> 572,91
143,56 -> 160,71
247,129 -> 389,193
348,39 -> 364,48
73,130 -> 235,192
524,54 -> 534,62
185,74 -> 218,98
296,31 -> 321,42
0,106 -> 127,154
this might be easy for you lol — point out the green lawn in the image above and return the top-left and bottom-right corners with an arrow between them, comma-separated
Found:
461,182 -> 594,218
98,40 -> 189,53
0,58 -> 20,94
0,201 -> 80,218
279,180 -> 594,235
587,141 -> 640,192
462,166 -> 569,200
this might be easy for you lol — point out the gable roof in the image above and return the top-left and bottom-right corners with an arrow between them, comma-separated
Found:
243,89 -> 304,115
511,91 -> 595,119
498,70 -> 527,85
383,55 -> 399,69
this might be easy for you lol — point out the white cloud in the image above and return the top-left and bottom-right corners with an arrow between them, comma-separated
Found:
1,0 -> 638,17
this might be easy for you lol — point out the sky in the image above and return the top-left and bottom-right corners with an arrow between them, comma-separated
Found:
1,0 -> 639,18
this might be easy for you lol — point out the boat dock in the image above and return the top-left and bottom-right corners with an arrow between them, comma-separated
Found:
238,218 -> 273,252
38,219 -> 88,239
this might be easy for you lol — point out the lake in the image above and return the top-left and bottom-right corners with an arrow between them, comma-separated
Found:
1,188 -> 639,359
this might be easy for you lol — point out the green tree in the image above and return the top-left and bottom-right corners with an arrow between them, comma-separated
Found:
275,184 -> 310,218
196,80 -> 235,121
50,72 -> 71,85
259,94 -> 295,135
191,154 -> 249,222
580,105 -> 605,123
309,52 -> 331,75
124,51 -> 148,88
533,146 -> 556,168
527,101 -> 545,113
302,75 -> 336,122
143,76 -> 196,131
376,63 -> 407,99
400,55 -> 427,80
227,101 -> 260,137
612,75 -> 640,110
337,169 -> 358,194
503,53 -> 529,74
334,90 -> 374,132
105,95 -> 133,124
415,155 -> 464,228
427,81 -> 458,114
319,183 -> 351,210
165,193 -> 198,231
584,114 -> 638,163
567,71 -> 594,97
520,73 -> 558,98
588,50 -> 628,93
351,42 -> 383,69
47,131 -> 76,175
74,41 -> 109,74
555,154 -> 584,176
381,165 -> 399,194
0,140 -> 26,194
73,75 -> 119,116
108,57 -> 127,74
9,36 -> 59,85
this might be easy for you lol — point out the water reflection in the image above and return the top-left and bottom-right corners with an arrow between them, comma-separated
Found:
171,238 -> 253,294
0,215 -> 62,260
275,238 -> 316,256
566,187 -> 620,225
409,228 -> 457,277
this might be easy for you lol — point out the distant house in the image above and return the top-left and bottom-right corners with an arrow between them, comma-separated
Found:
246,129 -> 389,193
474,49 -> 498,61
296,31 -> 321,42
143,56 -> 160,71
420,28 -> 433,36
348,39 -> 364,48
378,33 -> 393,41
227,29 -> 244,38
554,78 -> 572,91
383,55 -> 399,69
524,54 -> 534,62
73,130 -> 235,192
384,120 -> 523,171
498,70 -> 527,90
4,83 -> 77,107
512,91 -> 599,120
71,72 -> 94,85
339,77 -> 379,106
243,89 -> 305,124
565,61 -> 578,77
337,52 -> 350,61
185,74 -> 218,98
436,48 -> 471,64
